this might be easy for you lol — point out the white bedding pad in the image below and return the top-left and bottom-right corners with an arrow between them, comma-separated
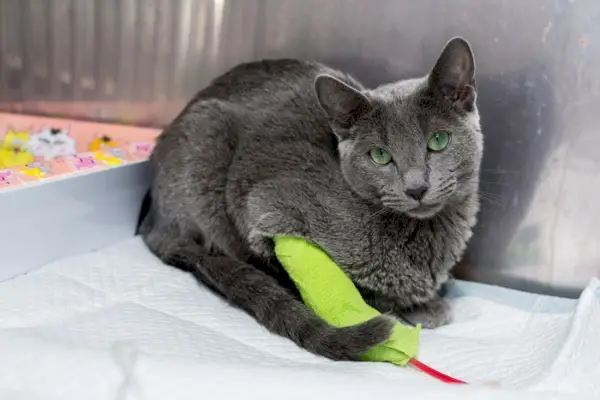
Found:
0,237 -> 598,400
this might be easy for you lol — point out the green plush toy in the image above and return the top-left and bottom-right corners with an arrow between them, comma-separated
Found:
274,235 -> 421,366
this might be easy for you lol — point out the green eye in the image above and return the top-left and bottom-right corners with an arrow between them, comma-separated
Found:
369,148 -> 392,165
427,131 -> 451,152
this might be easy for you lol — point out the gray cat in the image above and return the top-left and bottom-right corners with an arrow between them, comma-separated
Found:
140,37 -> 482,361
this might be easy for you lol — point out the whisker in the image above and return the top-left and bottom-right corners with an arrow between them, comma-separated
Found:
449,162 -> 470,173
371,207 -> 388,218
436,182 -> 456,194
437,177 -> 455,187
478,192 -> 507,208
480,168 -> 520,175
479,189 -> 505,199
433,189 -> 453,199
479,181 -> 512,187
456,172 -> 474,181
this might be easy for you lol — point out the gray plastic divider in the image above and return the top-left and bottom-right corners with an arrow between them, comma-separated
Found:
0,161 -> 151,282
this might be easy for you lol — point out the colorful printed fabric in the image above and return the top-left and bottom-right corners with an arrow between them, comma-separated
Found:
0,113 -> 160,189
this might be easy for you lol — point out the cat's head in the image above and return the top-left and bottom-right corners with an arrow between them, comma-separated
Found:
315,37 -> 482,219
29,127 -> 76,160
3,129 -> 30,148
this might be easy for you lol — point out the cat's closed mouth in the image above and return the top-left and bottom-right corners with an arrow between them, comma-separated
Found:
407,203 -> 444,218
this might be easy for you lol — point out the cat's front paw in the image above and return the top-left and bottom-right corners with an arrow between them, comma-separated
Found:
402,297 -> 452,329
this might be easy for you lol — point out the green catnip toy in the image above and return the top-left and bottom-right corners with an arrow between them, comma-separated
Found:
273,235 -> 421,366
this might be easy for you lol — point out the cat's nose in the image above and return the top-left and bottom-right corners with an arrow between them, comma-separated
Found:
405,184 -> 429,201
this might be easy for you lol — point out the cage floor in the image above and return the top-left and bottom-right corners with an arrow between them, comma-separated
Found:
0,236 -> 598,399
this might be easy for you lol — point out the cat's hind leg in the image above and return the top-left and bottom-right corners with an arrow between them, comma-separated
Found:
143,227 -> 395,361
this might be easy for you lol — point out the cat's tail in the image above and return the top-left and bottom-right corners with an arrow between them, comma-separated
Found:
144,231 -> 394,361
135,190 -> 152,235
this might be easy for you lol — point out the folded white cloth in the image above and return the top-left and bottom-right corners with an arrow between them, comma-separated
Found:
0,237 -> 597,400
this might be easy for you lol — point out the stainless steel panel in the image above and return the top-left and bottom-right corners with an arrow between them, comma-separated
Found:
0,0 -> 599,296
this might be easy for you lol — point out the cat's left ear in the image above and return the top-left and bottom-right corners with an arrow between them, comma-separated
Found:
428,37 -> 476,111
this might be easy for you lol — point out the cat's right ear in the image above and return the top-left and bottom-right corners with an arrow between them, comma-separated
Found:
315,75 -> 371,135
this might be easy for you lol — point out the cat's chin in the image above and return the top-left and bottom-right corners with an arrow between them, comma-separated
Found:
405,203 -> 444,219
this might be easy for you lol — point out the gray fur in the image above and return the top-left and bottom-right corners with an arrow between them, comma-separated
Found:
141,37 -> 482,361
